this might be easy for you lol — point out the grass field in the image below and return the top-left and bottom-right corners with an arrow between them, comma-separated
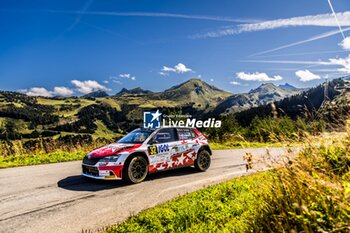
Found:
209,141 -> 286,150
105,131 -> 350,232
105,172 -> 269,233
0,151 -> 87,168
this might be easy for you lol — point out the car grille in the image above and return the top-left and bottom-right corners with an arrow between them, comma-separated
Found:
82,165 -> 99,176
83,156 -> 101,165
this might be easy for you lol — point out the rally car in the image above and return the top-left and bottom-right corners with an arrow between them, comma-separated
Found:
82,127 -> 212,183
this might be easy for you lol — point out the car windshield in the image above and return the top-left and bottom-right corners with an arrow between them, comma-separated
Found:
118,129 -> 153,144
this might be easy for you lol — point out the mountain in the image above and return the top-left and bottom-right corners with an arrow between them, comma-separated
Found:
155,79 -> 232,108
115,87 -> 153,96
213,83 -> 302,115
278,83 -> 298,91
234,78 -> 345,127
113,79 -> 232,110
82,90 -> 109,98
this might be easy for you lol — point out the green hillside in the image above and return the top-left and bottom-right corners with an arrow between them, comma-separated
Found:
0,79 -> 231,143
0,77 -> 348,158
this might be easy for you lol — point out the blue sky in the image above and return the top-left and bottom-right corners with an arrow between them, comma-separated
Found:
1,0 -> 350,96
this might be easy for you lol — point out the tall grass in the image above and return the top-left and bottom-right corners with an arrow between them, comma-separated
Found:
104,124 -> 350,232
0,151 -> 87,168
0,136 -> 112,156
0,136 -> 113,167
249,127 -> 350,232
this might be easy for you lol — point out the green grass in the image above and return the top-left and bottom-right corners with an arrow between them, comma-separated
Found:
99,98 -> 121,111
105,172 -> 270,233
209,141 -> 286,150
105,132 -> 350,233
92,120 -> 124,141
0,151 -> 87,168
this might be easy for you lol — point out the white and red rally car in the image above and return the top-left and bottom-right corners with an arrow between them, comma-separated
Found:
82,127 -> 212,183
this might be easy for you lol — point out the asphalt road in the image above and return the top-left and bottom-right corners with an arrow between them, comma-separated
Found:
0,148 -> 291,233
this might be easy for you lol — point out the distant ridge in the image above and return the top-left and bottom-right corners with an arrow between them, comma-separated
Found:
82,90 -> 109,98
278,83 -> 298,91
115,87 -> 153,96
113,78 -> 232,109
213,83 -> 302,114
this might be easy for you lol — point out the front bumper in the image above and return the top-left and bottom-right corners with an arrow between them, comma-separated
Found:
82,164 -> 123,180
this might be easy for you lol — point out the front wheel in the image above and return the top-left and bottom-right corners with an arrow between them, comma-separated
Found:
123,156 -> 148,184
194,150 -> 211,171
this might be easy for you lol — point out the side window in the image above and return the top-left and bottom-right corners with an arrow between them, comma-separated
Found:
177,128 -> 196,140
153,128 -> 176,143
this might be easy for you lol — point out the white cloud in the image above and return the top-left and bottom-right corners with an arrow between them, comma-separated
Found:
229,81 -> 241,85
329,55 -> 350,73
23,86 -> 74,97
210,78 -> 214,82
52,86 -> 74,96
103,80 -> 109,84
236,72 -> 283,81
71,80 -> 110,94
159,71 -> 169,76
161,63 -> 193,75
162,66 -> 176,72
340,36 -> 350,51
112,80 -> 122,84
295,70 -> 321,82
17,89 -> 28,93
26,87 -> 52,97
194,11 -> 350,38
119,73 -> 136,80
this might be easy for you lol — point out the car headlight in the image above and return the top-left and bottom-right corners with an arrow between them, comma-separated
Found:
99,155 -> 121,162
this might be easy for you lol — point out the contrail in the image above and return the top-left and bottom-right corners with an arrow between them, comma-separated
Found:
53,0 -> 94,42
248,27 -> 350,57
327,0 -> 345,39
1,9 -> 259,24
241,60 -> 332,65
67,0 -> 94,31
253,50 -> 346,58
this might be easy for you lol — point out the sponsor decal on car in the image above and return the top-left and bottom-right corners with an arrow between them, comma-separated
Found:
148,144 -> 169,155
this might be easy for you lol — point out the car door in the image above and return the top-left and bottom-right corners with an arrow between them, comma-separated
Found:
147,128 -> 178,172
173,128 -> 199,167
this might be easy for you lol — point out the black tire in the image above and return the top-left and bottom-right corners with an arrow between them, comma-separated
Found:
123,156 -> 148,184
194,150 -> 211,171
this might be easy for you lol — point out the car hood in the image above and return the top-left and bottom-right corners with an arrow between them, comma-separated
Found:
89,143 -> 142,157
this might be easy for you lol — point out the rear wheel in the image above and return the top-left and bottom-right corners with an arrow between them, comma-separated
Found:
123,156 -> 148,184
194,150 -> 211,171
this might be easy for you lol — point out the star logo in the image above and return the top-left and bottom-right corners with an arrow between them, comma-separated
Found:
158,163 -> 165,170
176,154 -> 186,166
189,151 -> 196,159
167,161 -> 173,168
143,110 -> 162,128
151,110 -> 162,122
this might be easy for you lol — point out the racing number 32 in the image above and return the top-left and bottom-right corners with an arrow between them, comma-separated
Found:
148,146 -> 158,155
